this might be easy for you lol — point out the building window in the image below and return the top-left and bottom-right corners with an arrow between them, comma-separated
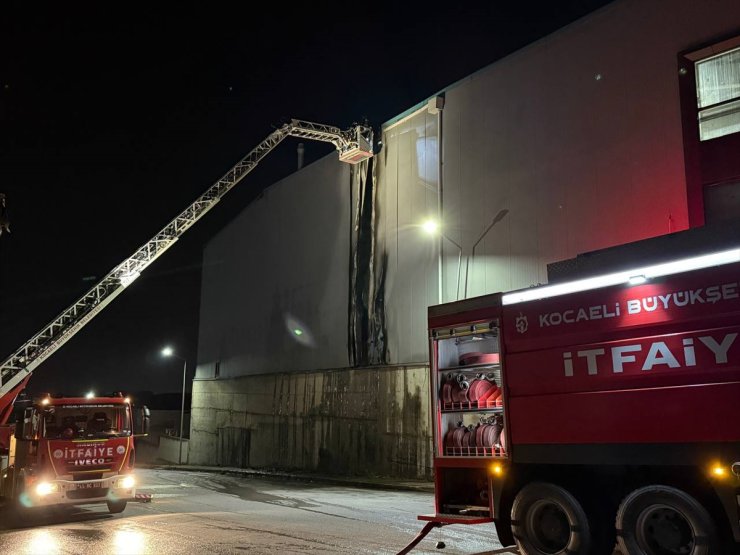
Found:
696,46 -> 740,141
214,361 -> 221,378
679,34 -> 740,227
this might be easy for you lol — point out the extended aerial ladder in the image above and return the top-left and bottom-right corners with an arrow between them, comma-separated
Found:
0,119 -> 373,424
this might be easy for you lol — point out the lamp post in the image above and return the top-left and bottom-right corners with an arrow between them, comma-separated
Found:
463,209 -> 509,299
161,346 -> 187,465
422,220 -> 464,302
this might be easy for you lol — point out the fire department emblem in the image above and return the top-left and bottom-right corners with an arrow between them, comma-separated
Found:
116,445 -> 126,455
515,312 -> 528,334
53,449 -> 63,459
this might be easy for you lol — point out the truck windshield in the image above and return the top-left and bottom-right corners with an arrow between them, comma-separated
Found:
43,404 -> 132,439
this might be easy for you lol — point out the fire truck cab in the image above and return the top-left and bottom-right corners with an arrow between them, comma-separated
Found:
1,393 -> 148,514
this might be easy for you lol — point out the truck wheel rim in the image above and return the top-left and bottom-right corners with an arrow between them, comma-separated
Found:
526,499 -> 570,554
636,504 -> 694,555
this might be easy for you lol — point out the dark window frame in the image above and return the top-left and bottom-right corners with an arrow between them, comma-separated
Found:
678,32 -> 740,227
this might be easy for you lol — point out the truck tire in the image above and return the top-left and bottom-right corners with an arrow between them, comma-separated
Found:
107,500 -> 127,514
5,472 -> 32,528
511,482 -> 591,555
616,485 -> 717,555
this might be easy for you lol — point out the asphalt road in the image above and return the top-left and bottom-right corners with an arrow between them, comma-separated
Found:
0,469 -> 508,554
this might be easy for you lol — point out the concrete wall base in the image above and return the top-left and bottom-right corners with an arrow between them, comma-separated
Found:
189,365 -> 432,479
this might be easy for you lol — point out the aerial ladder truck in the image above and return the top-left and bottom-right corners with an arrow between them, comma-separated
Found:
0,119 -> 373,514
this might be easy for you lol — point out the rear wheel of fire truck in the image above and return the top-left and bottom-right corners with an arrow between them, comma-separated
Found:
107,500 -> 127,514
511,482 -> 591,555
616,485 -> 717,555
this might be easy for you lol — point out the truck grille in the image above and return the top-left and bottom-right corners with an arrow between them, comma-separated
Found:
73,473 -> 103,481
64,463 -> 115,473
67,487 -> 108,500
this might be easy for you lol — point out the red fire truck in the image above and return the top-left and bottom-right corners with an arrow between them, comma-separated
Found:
405,247 -> 740,555
0,392 -> 148,515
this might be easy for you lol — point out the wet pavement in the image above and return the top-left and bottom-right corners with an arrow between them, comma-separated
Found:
0,468 -> 507,554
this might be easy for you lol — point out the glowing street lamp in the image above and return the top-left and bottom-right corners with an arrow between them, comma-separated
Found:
161,346 -> 187,465
422,219 -> 463,301
421,219 -> 439,235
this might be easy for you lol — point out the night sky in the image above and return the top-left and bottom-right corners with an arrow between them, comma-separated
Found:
0,1 -> 613,397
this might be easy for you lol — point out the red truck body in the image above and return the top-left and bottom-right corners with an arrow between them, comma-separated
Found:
504,260 -> 740,454
423,253 -> 740,554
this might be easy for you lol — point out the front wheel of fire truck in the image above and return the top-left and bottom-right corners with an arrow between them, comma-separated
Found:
511,482 -> 591,555
5,473 -> 32,528
616,485 -> 718,555
107,500 -> 127,514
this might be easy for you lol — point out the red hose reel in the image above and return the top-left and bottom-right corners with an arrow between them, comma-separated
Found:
441,373 -> 503,410
443,415 -> 506,456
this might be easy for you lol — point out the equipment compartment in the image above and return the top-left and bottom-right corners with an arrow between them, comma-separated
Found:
432,323 -> 508,458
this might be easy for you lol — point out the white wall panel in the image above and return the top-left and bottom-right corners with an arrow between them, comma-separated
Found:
377,111 -> 440,364
441,96 -> 463,302
196,155 -> 350,378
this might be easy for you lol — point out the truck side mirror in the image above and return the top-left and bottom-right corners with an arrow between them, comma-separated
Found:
14,407 -> 39,441
134,405 -> 150,436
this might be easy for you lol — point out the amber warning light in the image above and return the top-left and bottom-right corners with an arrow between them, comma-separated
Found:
711,465 -> 727,478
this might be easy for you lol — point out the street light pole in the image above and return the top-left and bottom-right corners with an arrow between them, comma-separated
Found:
179,357 -> 186,465
463,209 -> 509,299
444,235 -> 463,301
162,346 -> 187,465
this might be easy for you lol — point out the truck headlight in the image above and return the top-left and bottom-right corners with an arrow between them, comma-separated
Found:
120,475 -> 135,489
35,482 -> 58,496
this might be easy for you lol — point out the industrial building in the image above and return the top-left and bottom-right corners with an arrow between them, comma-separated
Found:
189,0 -> 740,477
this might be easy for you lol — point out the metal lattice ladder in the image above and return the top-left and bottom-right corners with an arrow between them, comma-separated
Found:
0,119 -> 373,401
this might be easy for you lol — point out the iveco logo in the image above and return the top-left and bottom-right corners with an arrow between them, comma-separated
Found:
516,313 -> 528,334
116,445 -> 126,455
53,449 -> 63,459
